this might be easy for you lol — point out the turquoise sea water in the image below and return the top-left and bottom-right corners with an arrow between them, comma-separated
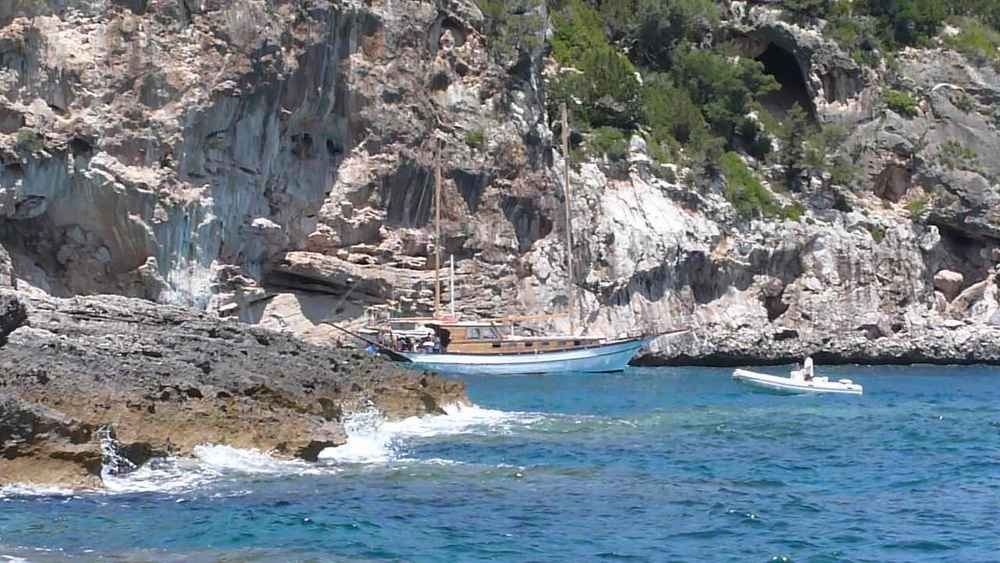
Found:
2,366 -> 999,562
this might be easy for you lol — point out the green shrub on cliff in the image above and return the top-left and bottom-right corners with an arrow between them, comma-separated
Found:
477,0 -> 546,62
945,17 -> 1000,67
588,127 -> 629,161
14,127 -> 44,154
626,0 -> 719,68
906,195 -> 929,217
464,128 -> 486,151
938,140 -> 981,172
671,47 -> 779,148
719,152 -> 782,219
862,0 -> 947,46
641,73 -> 706,147
884,89 -> 919,117
547,0 -> 642,130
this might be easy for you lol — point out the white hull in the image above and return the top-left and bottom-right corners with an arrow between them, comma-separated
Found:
401,338 -> 648,375
732,369 -> 863,395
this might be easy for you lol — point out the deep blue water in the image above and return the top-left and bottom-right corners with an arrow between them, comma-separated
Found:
2,366 -> 999,562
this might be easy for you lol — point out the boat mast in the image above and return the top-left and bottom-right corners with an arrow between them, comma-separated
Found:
434,142 -> 442,317
450,254 -> 455,317
561,103 -> 576,335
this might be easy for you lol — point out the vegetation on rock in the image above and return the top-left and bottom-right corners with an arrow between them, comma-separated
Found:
944,17 -> 1000,68
719,152 -> 781,219
884,88 -> 920,117
14,127 -> 45,154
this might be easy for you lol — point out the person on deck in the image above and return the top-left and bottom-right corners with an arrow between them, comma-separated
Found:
803,357 -> 815,381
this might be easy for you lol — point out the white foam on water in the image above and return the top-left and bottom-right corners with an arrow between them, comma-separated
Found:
0,484 -> 81,498
318,406 -> 397,464
193,444 -> 327,475
102,445 -> 340,494
102,457 -> 217,494
319,402 -> 543,465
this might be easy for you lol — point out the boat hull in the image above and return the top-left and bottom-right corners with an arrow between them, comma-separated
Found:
400,338 -> 648,376
732,369 -> 863,395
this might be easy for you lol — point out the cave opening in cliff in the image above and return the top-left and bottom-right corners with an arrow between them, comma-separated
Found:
755,43 -> 815,119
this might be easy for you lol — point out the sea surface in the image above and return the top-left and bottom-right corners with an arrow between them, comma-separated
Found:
2,366 -> 999,562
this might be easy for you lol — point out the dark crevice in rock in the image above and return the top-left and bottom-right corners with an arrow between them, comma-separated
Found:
755,43 -> 815,118
926,224 -> 996,285
501,196 -> 553,253
379,161 -> 434,228
452,169 -> 489,213
764,293 -> 789,322
0,293 -> 27,346
874,163 -> 912,202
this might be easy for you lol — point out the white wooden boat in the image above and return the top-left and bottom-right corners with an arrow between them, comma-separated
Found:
401,336 -> 650,376
732,359 -> 863,395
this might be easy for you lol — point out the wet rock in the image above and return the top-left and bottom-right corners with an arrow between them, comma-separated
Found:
0,291 -> 467,488
0,396 -> 102,488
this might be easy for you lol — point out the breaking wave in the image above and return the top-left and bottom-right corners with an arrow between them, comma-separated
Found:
2,403 -> 540,497
318,402 -> 542,464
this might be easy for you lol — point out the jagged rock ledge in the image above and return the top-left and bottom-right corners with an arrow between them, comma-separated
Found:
0,290 -> 467,489
637,322 -> 1000,367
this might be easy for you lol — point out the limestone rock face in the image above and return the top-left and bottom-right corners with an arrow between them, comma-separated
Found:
0,289 -> 467,488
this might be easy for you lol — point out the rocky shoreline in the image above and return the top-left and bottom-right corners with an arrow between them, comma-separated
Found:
0,289 -> 467,489
2,281 -> 998,490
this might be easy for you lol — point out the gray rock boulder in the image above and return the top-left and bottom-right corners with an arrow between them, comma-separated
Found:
934,270 -> 965,301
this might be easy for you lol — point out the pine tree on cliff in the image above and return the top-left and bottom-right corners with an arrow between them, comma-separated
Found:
780,104 -> 811,192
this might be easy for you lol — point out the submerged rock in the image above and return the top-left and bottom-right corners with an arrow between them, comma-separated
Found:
0,290 -> 467,488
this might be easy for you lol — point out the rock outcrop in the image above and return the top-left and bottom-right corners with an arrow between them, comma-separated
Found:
934,270 -> 965,301
0,289 -> 467,488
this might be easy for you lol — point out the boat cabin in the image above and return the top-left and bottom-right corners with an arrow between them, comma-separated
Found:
405,320 -> 601,355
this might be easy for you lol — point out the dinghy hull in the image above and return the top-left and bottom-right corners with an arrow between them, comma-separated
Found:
732,369 -> 863,395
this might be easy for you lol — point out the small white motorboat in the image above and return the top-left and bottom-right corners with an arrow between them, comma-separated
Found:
732,358 -> 863,395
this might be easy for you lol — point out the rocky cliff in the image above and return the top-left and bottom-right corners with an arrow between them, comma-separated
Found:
1,1 -> 999,364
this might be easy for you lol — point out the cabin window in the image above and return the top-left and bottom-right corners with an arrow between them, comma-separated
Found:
482,327 -> 500,339
524,342 -> 533,348
492,343 -> 502,348
467,327 -> 481,340
574,340 -> 582,346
